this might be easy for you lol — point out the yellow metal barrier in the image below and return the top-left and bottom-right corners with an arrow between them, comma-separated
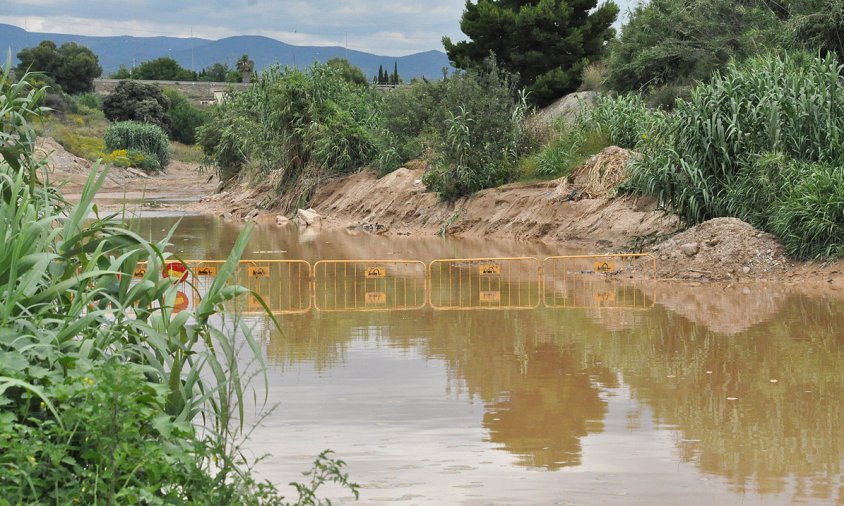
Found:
543,254 -> 656,309
313,260 -> 427,312
137,260 -> 311,315
231,260 -> 312,314
429,257 -> 541,310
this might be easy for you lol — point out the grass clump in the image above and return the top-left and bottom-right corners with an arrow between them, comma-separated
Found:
104,120 -> 171,170
626,53 -> 844,260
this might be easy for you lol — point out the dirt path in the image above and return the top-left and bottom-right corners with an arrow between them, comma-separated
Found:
38,137 -> 217,211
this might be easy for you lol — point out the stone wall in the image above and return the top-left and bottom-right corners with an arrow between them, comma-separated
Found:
93,79 -> 250,106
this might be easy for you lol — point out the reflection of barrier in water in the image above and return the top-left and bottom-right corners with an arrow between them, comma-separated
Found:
429,257 -> 541,310
543,254 -> 657,309
136,255 -> 659,313
313,260 -> 427,312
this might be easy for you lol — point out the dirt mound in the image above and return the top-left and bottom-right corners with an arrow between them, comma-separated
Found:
554,146 -> 630,200
652,218 -> 794,281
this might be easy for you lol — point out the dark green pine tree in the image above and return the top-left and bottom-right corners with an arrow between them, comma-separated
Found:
391,61 -> 400,84
443,0 -> 619,106
377,65 -> 385,84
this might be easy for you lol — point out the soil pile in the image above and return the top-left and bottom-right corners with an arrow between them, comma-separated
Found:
652,218 -> 793,281
554,146 -> 630,200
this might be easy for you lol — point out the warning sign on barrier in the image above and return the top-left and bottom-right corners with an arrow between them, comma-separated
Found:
594,261 -> 616,274
248,266 -> 270,278
365,292 -> 387,305
479,264 -> 501,276
163,262 -> 189,283
133,265 -> 147,278
365,266 -> 387,278
196,265 -> 217,277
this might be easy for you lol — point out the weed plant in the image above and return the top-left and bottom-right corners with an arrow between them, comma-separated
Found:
104,120 -> 171,169
626,53 -> 844,259
1,64 -> 358,504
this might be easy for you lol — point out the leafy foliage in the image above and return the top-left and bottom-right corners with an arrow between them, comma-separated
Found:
198,63 -> 384,209
326,58 -> 369,86
164,89 -> 208,145
15,40 -> 102,94
132,56 -> 197,81
443,0 -> 619,106
104,121 -> 171,169
103,80 -> 172,132
1,63 -> 359,505
421,62 -> 530,198
625,53 -> 844,259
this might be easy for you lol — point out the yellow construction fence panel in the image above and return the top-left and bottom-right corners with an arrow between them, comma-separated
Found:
429,257 -> 541,310
543,254 -> 657,309
313,260 -> 427,311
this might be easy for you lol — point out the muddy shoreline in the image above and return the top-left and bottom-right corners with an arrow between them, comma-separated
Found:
41,137 -> 844,290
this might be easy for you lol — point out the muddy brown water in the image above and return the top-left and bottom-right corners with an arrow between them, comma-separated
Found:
138,215 -> 843,505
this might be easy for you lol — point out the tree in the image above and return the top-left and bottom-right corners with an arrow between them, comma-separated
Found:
164,89 -> 208,145
377,65 -> 386,84
604,0 -> 783,92
110,65 -> 132,79
16,40 -> 102,94
236,54 -> 255,83
198,62 -> 231,82
443,0 -> 619,106
103,80 -> 171,132
132,57 -> 196,81
326,57 -> 368,85
390,61 -> 401,84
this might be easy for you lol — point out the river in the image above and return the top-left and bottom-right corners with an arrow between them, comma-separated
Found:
136,213 -> 843,505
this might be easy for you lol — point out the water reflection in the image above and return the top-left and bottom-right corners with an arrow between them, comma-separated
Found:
257,293 -> 843,502
140,216 -> 842,503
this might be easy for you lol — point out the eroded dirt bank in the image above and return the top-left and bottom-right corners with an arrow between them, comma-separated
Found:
312,163 -> 677,251
38,137 -> 217,210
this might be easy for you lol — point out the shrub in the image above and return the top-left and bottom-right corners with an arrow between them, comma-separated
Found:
579,62 -> 606,92
165,89 -> 208,145
74,92 -> 102,110
626,53 -> 844,259
103,80 -> 171,133
104,121 -> 171,169
584,94 -> 660,150
417,61 -> 531,199
198,62 -> 384,207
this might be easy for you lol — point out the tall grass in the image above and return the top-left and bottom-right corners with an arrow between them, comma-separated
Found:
1,64 -> 358,503
104,120 -> 171,169
626,53 -> 844,259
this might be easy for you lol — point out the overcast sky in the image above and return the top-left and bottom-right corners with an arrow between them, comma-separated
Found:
0,1 -> 638,56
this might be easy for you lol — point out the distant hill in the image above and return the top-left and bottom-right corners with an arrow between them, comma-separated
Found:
0,23 -> 451,80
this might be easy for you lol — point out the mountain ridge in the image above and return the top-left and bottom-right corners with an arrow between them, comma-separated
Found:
0,23 -> 451,80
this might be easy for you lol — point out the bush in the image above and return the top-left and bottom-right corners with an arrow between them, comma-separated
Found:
584,94 -> 660,150
75,92 -> 102,110
103,80 -> 171,133
165,89 -> 208,145
198,62 -> 384,206
626,53 -> 844,259
104,121 -> 171,169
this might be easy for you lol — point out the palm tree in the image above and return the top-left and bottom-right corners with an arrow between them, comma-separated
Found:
236,54 -> 255,83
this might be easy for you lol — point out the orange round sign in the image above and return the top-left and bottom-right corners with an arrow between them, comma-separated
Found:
162,262 -> 189,283
173,291 -> 189,313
